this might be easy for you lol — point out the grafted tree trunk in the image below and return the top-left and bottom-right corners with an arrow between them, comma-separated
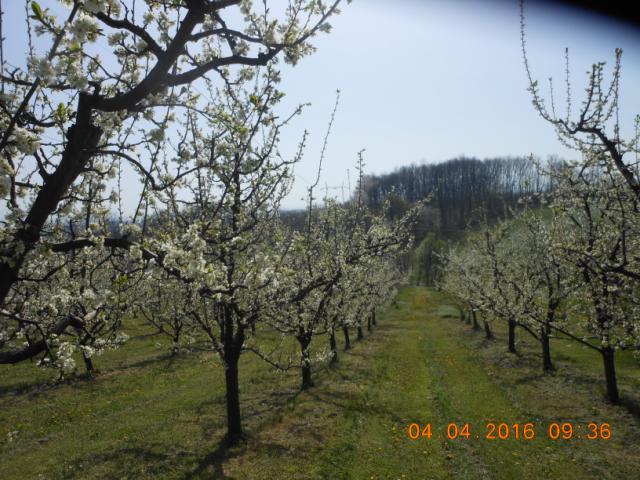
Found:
170,324 -> 182,356
541,324 -> 554,372
342,325 -> 351,350
301,357 -> 313,389
299,334 -> 314,390
471,308 -> 480,330
601,347 -> 619,403
357,325 -> 364,341
371,310 -> 376,326
541,330 -> 552,372
329,328 -> 338,365
222,306 -> 245,445
224,352 -> 243,443
76,328 -> 95,374
541,299 -> 559,372
483,320 -> 493,340
81,351 -> 94,374
508,318 -> 516,353
367,314 -> 371,331
171,336 -> 180,356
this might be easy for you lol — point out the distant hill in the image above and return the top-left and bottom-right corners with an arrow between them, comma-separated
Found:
362,156 -> 554,237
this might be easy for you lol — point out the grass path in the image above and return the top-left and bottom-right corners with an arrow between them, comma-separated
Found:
1,286 -> 640,479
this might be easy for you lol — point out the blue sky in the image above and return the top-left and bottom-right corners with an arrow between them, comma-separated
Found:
3,1 -> 639,211
275,0 -> 640,208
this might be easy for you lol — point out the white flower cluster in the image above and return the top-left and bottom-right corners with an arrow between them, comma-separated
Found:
11,127 -> 40,155
82,0 -> 108,14
69,13 -> 100,43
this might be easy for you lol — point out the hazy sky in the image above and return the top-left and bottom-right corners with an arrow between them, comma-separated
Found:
274,0 -> 640,208
3,1 -> 640,212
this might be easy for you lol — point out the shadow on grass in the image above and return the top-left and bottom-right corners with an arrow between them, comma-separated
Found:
119,349 -> 198,371
186,440 -> 233,480
306,388 -> 355,410
0,370 -> 98,398
618,397 -> 640,422
187,434 -> 322,480
69,444 -> 195,479
0,349 -> 194,398
128,330 -> 163,342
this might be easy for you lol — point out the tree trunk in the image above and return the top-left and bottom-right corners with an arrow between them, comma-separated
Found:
357,325 -> 364,341
300,337 -> 314,390
171,330 -> 181,356
77,330 -> 95,374
301,361 -> 313,389
372,310 -> 376,326
367,314 -> 371,331
459,308 -> 465,322
224,353 -> 243,443
508,319 -> 516,353
82,351 -> 94,374
471,309 -> 480,330
541,326 -> 554,372
329,329 -> 338,365
222,304 -> 245,445
601,347 -> 619,403
342,325 -> 351,350
483,320 -> 493,340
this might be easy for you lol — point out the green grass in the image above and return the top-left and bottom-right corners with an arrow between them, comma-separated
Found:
1,287 -> 639,479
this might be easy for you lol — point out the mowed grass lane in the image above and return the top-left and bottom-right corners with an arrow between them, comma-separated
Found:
1,286 -> 640,479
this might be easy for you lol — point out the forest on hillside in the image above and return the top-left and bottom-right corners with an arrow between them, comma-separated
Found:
363,156 -> 551,229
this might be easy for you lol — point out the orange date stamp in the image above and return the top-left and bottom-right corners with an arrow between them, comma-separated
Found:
407,422 -> 611,441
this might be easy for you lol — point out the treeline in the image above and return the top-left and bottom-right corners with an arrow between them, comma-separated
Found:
282,156 -> 556,284
348,156 -> 558,285
363,156 -> 554,234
